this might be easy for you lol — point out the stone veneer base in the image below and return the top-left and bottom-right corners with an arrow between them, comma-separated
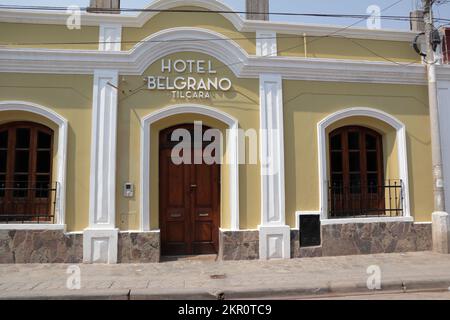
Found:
0,230 -> 83,263
0,222 -> 433,263
218,229 -> 259,260
118,231 -> 160,263
291,221 -> 432,258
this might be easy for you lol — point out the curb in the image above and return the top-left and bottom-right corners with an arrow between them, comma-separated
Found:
1,279 -> 449,300
219,279 -> 450,299
130,288 -> 219,300
0,289 -> 130,300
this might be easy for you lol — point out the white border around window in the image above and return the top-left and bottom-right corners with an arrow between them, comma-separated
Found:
317,107 -> 410,221
294,211 -> 414,228
0,101 -> 68,228
0,224 -> 66,230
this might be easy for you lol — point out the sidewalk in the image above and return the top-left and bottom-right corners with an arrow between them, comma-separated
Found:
1,251 -> 450,299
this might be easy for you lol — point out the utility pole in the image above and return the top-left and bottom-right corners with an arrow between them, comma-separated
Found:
422,0 -> 450,253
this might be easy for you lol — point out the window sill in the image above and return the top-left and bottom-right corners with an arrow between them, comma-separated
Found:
320,216 -> 413,225
0,224 -> 66,230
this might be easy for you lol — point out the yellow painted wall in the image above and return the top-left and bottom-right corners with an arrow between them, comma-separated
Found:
0,61 -> 435,232
116,51 -> 260,230
0,23 -> 99,50
0,11 -> 420,64
283,80 -> 433,225
0,71 -> 434,231
122,6 -> 256,54
0,73 -> 93,231
278,35 -> 421,63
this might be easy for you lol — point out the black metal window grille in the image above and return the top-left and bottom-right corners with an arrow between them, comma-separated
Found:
328,179 -> 403,218
0,181 -> 58,223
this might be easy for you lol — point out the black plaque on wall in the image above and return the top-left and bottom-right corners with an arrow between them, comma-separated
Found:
299,214 -> 321,247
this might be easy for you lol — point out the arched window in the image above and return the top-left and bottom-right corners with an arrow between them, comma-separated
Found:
0,122 -> 54,223
329,126 -> 387,217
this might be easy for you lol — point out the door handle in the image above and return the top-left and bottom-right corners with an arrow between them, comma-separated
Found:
199,213 -> 209,217
190,184 -> 197,188
170,213 -> 181,218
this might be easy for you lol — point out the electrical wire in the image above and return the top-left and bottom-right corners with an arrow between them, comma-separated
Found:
113,0 -> 420,100
0,0 -> 426,71
0,4 -> 449,23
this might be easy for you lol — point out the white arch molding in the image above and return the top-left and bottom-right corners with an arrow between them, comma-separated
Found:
130,27 -> 249,77
140,104 -> 240,232
317,107 -> 411,220
0,101 -> 68,228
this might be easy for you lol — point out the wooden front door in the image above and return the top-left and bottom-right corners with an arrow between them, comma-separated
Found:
159,124 -> 220,256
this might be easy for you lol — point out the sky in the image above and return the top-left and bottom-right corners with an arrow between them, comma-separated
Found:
0,0 -> 449,30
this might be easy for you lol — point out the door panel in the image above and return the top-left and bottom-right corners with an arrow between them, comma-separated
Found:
167,158 -> 186,207
159,148 -> 190,255
191,161 -> 219,254
159,124 -> 220,256
194,163 -> 213,206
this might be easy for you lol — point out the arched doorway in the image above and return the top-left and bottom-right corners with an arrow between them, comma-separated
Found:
159,124 -> 220,256
0,121 -> 54,223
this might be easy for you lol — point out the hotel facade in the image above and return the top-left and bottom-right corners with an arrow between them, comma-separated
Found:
1,0 -> 450,263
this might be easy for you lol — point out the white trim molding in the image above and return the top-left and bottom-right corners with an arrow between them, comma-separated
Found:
83,228 -> 119,264
0,101 -> 68,227
99,24 -> 122,52
0,26 -> 427,85
84,69 -> 119,264
0,51 -> 427,86
0,0 -> 417,42
0,224 -> 66,230
294,211 -> 413,228
258,74 -> 290,260
0,22 -> 428,86
259,225 -> 290,259
320,216 -> 414,225
437,80 -> 450,210
140,104 -> 240,232
256,31 -> 277,57
317,107 -> 410,220
129,27 -> 248,77
88,70 -> 119,228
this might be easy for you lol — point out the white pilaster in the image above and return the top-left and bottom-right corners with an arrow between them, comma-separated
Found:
83,69 -> 119,264
256,31 -> 277,57
438,79 -> 450,211
258,73 -> 290,260
99,24 -> 122,52
437,77 -> 450,254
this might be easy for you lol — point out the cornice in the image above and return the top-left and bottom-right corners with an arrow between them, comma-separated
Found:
0,30 -> 427,85
0,0 -> 416,42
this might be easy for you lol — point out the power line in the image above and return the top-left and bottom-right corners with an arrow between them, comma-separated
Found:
150,0 -> 420,80
0,0 -> 422,80
0,35 -> 329,47
0,4 -> 449,23
0,32 -> 419,47
112,0 -> 414,101
0,29 -> 422,67
0,32 -> 420,67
